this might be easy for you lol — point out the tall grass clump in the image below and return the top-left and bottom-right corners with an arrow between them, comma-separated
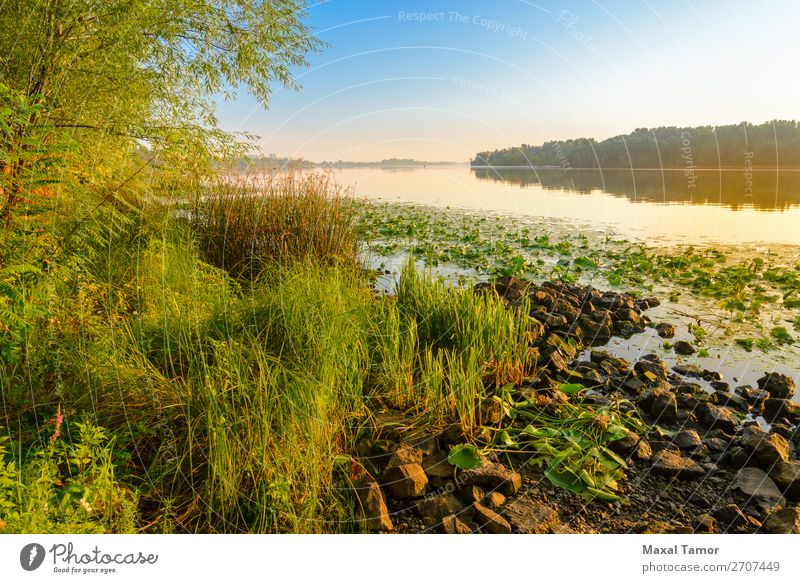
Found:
192,172 -> 359,277
366,260 -> 536,430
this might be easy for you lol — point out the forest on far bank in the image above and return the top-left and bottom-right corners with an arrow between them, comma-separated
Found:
472,121 -> 800,168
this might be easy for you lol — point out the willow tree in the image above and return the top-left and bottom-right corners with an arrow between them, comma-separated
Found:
0,0 -> 321,193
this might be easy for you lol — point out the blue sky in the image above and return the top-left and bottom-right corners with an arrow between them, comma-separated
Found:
217,0 -> 799,162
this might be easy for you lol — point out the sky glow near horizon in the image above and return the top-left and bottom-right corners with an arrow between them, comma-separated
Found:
216,0 -> 799,162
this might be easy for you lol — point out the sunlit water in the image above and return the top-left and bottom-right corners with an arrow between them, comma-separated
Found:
323,165 -> 800,400
328,166 -> 800,247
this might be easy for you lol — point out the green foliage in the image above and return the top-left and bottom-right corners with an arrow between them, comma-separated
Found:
447,444 -> 482,470
489,386 -> 643,502
771,326 -> 795,345
0,422 -> 137,533
0,1 -> 321,171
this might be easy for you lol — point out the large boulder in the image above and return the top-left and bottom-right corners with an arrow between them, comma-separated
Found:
761,398 -> 800,424
769,460 -> 800,501
650,450 -> 705,480
697,402 -> 739,434
743,432 -> 790,470
732,467 -> 785,511
756,372 -> 796,399
763,507 -> 800,534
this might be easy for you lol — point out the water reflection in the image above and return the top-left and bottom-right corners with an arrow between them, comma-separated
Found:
470,168 -> 800,211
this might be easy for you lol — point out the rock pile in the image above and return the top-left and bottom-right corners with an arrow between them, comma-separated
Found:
353,277 -> 799,534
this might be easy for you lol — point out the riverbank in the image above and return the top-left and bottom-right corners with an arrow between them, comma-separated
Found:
352,275 -> 799,533
1,177 -> 798,534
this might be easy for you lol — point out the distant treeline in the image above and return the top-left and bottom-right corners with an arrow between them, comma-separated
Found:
472,121 -> 800,168
232,156 -> 458,170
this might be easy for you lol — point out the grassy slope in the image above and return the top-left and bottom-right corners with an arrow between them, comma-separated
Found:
0,174 -> 539,533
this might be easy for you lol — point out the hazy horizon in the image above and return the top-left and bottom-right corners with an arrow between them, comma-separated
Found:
216,0 -> 800,162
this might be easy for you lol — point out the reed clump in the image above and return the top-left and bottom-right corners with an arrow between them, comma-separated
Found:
192,172 -> 359,278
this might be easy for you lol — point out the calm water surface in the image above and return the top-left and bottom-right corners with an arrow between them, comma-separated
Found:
331,166 -> 800,246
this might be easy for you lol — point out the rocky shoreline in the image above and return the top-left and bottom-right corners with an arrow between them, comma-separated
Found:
351,277 -> 800,534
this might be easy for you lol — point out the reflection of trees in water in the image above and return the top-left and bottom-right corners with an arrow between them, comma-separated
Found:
470,168 -> 800,210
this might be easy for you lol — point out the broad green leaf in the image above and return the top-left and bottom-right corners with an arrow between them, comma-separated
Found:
544,466 -> 583,494
558,382 -> 586,395
447,444 -> 483,469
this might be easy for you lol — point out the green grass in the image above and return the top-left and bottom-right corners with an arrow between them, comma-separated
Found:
0,180 -> 549,533
192,172 -> 359,277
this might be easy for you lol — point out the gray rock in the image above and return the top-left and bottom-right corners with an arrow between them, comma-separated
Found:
745,432 -> 790,470
473,502 -> 512,534
704,437 -> 729,453
732,467 -> 785,511
720,446 -> 751,469
761,398 -> 800,424
386,445 -> 424,469
655,323 -> 676,338
635,356 -> 668,379
673,430 -> 702,450
650,450 -> 705,480
651,391 -> 678,424
441,513 -> 473,534
673,363 -> 706,377
460,460 -> 522,496
769,460 -> 800,501
416,493 -> 463,520
712,391 -> 749,412
649,440 -> 681,456
608,430 -> 640,455
763,507 -> 800,534
698,402 -> 739,434
735,386 -> 769,406
483,491 -> 506,509
713,503 -> 761,532
757,372 -> 796,399
503,498 -> 560,534
422,450 -> 455,479
457,485 -> 485,505
479,398 -> 503,425
355,479 -> 394,531
694,513 -> 717,533
384,463 -> 428,498
634,439 -> 653,462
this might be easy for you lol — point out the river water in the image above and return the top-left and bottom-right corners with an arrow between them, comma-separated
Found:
331,165 -> 800,247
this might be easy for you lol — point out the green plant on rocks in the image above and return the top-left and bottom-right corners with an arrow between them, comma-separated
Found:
487,383 -> 645,502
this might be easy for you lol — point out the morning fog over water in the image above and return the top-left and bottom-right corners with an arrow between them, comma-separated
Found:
331,166 -> 800,247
